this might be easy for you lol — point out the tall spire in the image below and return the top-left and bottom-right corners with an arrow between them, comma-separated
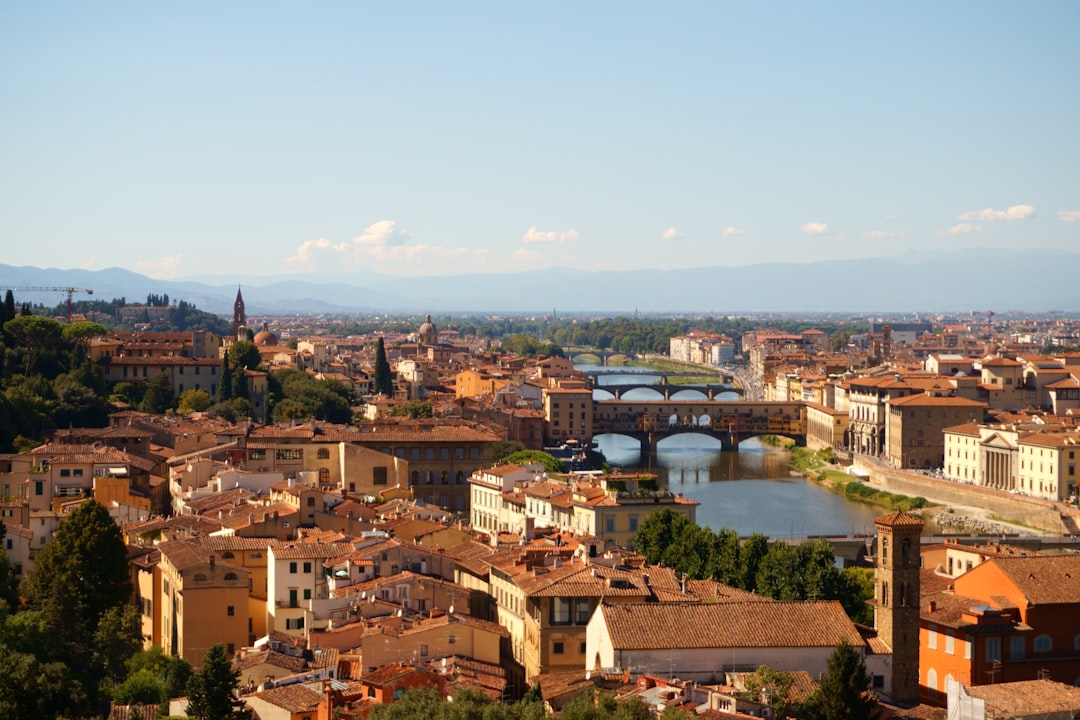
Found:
232,286 -> 246,338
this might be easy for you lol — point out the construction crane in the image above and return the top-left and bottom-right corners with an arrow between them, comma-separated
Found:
970,310 -> 995,340
6,286 -> 94,323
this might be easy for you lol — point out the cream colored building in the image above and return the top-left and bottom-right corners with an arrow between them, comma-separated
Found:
885,394 -> 986,470
1017,432 -> 1080,501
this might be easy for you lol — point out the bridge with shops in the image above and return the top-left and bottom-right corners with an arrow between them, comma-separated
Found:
591,381 -> 743,400
592,399 -> 806,457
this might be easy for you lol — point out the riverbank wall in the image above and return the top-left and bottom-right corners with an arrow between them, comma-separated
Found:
857,461 -> 1070,535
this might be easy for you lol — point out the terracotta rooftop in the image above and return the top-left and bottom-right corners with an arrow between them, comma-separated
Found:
599,601 -> 863,650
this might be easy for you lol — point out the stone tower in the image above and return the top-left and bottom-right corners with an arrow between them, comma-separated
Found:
232,286 -> 246,339
874,509 -> 924,706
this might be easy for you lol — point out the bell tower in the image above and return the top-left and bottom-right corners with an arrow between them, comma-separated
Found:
874,509 -> 923,706
232,286 -> 246,339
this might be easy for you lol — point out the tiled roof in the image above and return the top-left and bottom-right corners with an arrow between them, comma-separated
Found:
599,601 -> 862,650
249,683 -> 323,713
988,555 -> 1080,605
874,510 -> 925,528
271,542 -> 356,560
887,394 -> 985,408
965,678 -> 1080,713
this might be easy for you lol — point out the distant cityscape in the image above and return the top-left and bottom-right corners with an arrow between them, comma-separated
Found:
4,282 -> 1080,719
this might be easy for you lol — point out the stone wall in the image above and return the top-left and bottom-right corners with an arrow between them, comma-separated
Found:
858,463 -> 1067,535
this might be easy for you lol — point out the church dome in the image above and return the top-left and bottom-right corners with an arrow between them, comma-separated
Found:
253,321 -> 279,346
418,313 -> 438,346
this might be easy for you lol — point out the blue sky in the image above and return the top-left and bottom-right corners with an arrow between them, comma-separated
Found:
2,2 -> 1078,279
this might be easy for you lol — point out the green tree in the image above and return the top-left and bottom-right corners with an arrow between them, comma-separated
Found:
61,320 -> 107,348
502,449 -> 564,475
228,341 -> 261,372
634,508 -> 692,566
756,542 -> 803,600
93,604 -> 143,691
3,315 -> 62,376
741,665 -> 803,720
185,644 -> 249,720
218,353 -> 232,401
21,500 -> 132,646
140,370 -> 175,413
126,646 -> 193,699
493,440 -> 527,461
373,337 -> 394,396
737,533 -> 770,592
178,388 -> 212,414
803,641 -> 876,720
113,668 -> 168,706
0,523 -> 18,611
389,400 -> 433,418
0,290 -> 15,325
0,644 -> 88,720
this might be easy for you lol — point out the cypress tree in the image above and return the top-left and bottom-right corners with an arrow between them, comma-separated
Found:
1,290 -> 14,323
218,353 -> 232,401
374,337 -> 394,396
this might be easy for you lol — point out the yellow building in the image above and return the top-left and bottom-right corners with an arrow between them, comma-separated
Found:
1017,432 -> 1080,501
156,540 -> 251,667
805,401 -> 849,452
542,386 -> 594,444
455,368 -> 511,399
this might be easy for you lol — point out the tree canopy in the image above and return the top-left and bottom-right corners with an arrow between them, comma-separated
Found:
185,644 -> 250,720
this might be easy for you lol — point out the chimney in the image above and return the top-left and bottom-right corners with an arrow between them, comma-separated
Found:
209,555 -> 216,571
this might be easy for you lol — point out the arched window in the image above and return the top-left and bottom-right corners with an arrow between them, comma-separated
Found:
899,582 -> 907,607
221,551 -> 235,559
224,572 -> 238,581
1035,634 -> 1053,653
926,668 -> 938,696
193,573 -> 208,582
882,536 -> 889,566
901,538 -> 912,566
881,581 -> 889,607
317,448 -> 330,460
318,467 -> 329,485
306,496 -> 315,507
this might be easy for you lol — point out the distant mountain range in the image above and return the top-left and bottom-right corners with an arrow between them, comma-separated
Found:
1,249 -> 1077,316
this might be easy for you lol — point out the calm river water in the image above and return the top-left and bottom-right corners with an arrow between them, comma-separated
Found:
586,365 -> 883,538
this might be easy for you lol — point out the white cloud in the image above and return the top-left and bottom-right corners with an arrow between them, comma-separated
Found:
861,230 -> 900,240
135,254 -> 183,279
79,258 -> 97,270
284,220 -> 494,275
800,222 -> 830,236
662,226 -> 682,241
284,237 -> 348,273
521,226 -> 580,244
1058,210 -> 1080,223
939,223 -> 982,236
958,204 -> 1035,222
721,226 -> 745,237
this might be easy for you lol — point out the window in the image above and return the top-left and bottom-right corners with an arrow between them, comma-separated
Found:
249,449 -> 266,461
1010,635 -> 1025,660
926,669 -> 938,695
1034,634 -> 1053,653
580,641 -> 587,654
306,496 -> 315,507
276,448 -> 303,461
34,481 -> 43,496
227,605 -> 235,616
574,599 -> 591,625
928,625 -> 937,650
455,447 -> 464,460
303,562 -> 312,573
410,448 -> 420,460
285,617 -> 305,630
470,447 -> 479,460
317,448 -> 330,460
289,562 -> 298,574
552,598 -> 571,625
304,588 -> 311,600
440,448 -> 449,460
420,644 -> 428,657
986,636 -> 1001,662
945,633 -> 955,655
553,641 -> 564,654
605,517 -> 615,533
373,467 -> 388,485
60,469 -> 70,477
73,469 -> 83,477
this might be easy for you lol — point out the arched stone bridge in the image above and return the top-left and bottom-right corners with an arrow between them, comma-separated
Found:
592,399 -> 806,457
562,348 -> 637,365
591,382 -> 743,400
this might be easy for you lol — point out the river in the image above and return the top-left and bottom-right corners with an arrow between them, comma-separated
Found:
585,364 -> 884,538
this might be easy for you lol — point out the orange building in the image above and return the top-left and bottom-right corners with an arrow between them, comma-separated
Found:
920,554 -> 1080,705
